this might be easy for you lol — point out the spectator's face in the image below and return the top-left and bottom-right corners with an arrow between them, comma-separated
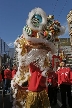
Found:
61,62 -> 65,67
8,66 -> 10,69
13,65 -> 17,70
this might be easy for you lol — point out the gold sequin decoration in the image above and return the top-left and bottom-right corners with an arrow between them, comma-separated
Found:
43,56 -> 49,67
18,37 -> 29,56
16,88 -> 28,101
16,101 -> 23,108
25,90 -> 50,108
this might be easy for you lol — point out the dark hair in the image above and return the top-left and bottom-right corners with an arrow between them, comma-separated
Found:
62,59 -> 66,64
70,66 -> 72,70
6,65 -> 10,68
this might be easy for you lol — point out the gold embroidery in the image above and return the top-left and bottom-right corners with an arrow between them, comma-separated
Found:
25,90 -> 50,108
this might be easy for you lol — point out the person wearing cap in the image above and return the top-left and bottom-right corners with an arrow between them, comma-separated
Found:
56,60 -> 72,108
47,63 -> 58,105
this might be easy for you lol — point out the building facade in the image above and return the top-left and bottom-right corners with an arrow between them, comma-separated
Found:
59,38 -> 72,65
67,10 -> 72,46
9,48 -> 15,66
13,49 -> 19,66
0,37 -> 10,66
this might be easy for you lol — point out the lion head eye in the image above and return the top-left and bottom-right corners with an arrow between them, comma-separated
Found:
31,14 -> 42,27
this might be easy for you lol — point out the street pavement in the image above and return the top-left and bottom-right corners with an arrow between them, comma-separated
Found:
0,89 -> 71,108
0,90 -> 12,108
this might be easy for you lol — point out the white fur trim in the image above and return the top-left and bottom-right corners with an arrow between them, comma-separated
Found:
41,67 -> 49,77
41,70 -> 47,77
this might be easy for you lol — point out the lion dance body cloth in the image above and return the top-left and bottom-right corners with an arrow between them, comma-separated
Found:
11,7 -> 65,108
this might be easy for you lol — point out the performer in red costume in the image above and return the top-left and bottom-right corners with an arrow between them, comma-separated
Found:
4,65 -> 11,92
25,62 -> 50,108
56,60 -> 72,108
47,63 -> 58,105
28,63 -> 47,92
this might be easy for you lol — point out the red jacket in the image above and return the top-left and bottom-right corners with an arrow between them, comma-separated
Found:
12,69 -> 17,78
48,71 -> 58,87
28,63 -> 46,92
0,74 -> 2,82
56,67 -> 70,85
4,69 -> 12,79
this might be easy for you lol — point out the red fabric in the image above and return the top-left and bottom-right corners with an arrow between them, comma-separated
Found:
56,67 -> 70,85
48,71 -> 58,87
28,63 -> 46,92
31,30 -> 38,37
0,74 -> 2,82
12,69 -> 17,78
4,69 -> 12,79
69,70 -> 72,83
52,55 -> 61,68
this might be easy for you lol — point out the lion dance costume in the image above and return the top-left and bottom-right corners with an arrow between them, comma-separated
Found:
11,7 -> 65,108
